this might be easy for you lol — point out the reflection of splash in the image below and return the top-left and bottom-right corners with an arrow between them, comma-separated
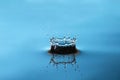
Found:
49,53 -> 80,72
50,54 -> 76,64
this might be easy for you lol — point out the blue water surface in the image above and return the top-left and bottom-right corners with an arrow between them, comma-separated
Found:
0,0 -> 120,80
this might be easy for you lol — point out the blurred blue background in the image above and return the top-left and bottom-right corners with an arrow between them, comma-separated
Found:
0,0 -> 120,80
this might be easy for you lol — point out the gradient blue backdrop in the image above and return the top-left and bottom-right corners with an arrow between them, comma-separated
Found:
0,0 -> 120,80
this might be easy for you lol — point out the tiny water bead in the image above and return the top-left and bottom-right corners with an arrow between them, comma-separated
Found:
49,37 -> 78,54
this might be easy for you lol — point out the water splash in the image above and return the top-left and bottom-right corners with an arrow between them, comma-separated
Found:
50,37 -> 76,47
48,37 -> 80,72
49,37 -> 78,54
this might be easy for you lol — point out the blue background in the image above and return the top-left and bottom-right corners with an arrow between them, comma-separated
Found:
0,0 -> 120,80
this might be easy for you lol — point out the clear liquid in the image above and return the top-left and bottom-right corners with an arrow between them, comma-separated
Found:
50,37 -> 76,46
